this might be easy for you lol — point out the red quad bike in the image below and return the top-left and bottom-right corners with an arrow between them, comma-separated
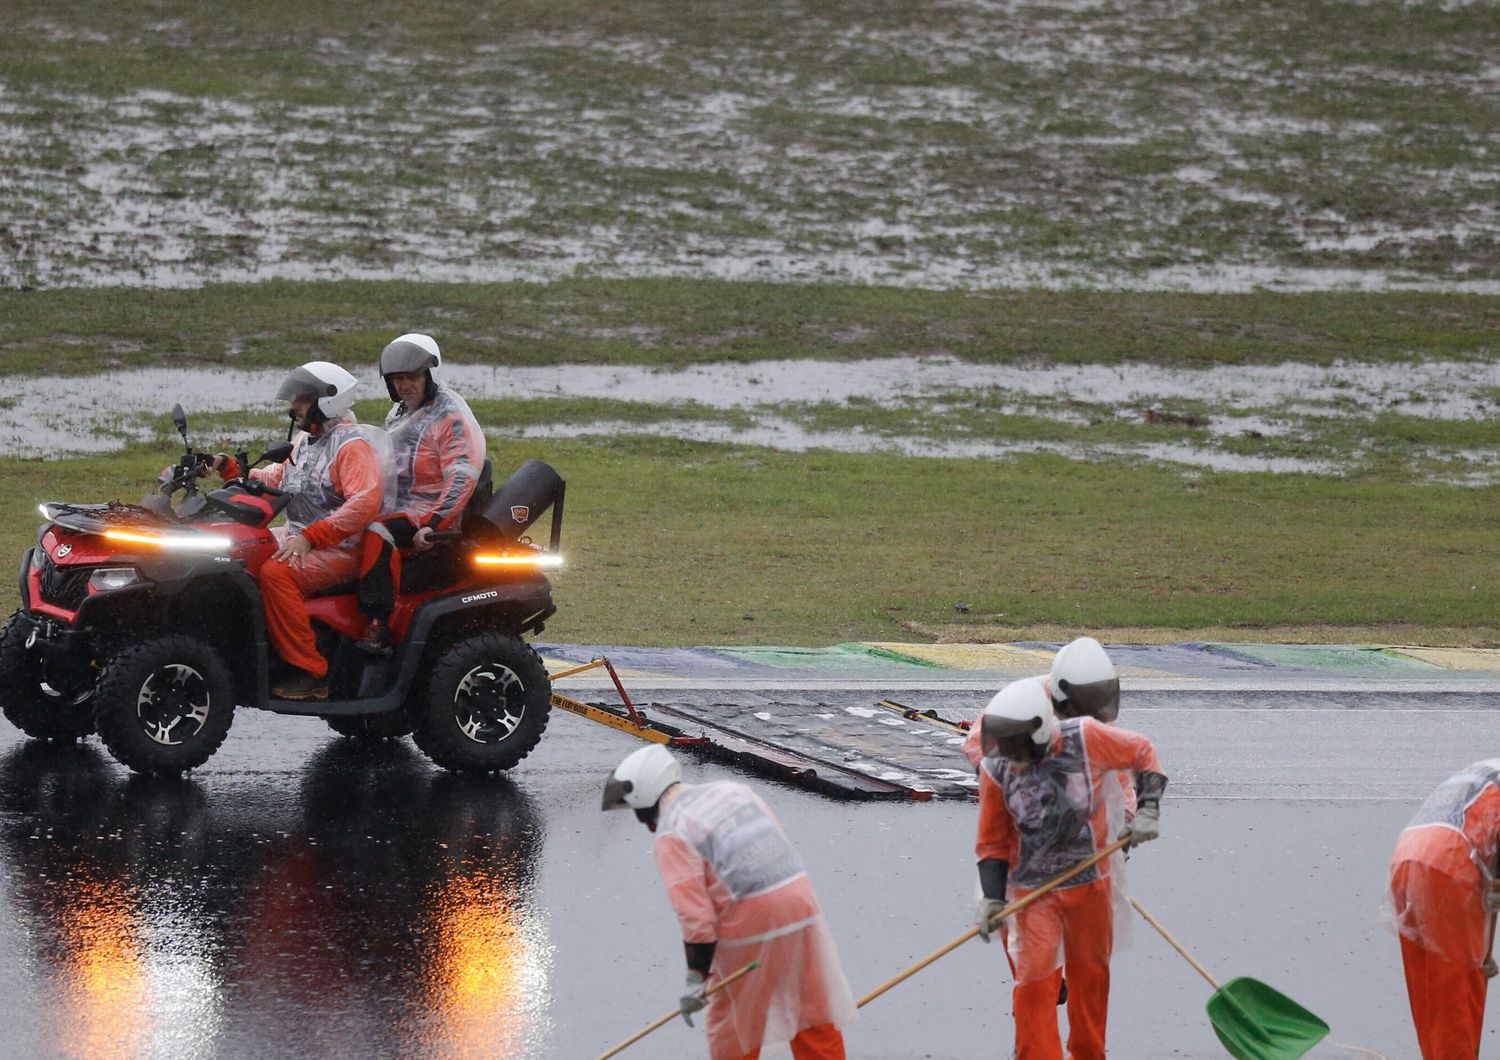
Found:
0,404 -> 565,776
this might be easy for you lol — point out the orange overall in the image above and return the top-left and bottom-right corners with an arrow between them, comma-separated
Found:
1388,760 -> 1500,1060
654,782 -> 856,1060
357,386 -> 485,620
977,717 -> 1162,1060
247,418 -> 384,677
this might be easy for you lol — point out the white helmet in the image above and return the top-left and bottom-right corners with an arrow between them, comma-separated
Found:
1050,636 -> 1120,722
379,332 -> 442,401
276,361 -> 359,419
602,744 -> 682,813
979,676 -> 1056,762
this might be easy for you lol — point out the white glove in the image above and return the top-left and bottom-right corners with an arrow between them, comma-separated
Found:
975,897 -> 1007,942
1485,884 -> 1500,914
679,971 -> 708,1026
1121,803 -> 1160,848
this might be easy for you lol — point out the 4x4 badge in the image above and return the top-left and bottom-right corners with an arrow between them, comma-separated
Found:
510,505 -> 529,523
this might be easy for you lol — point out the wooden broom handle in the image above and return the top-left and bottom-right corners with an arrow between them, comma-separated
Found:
1129,897 -> 1221,990
858,837 -> 1130,1008
595,960 -> 760,1060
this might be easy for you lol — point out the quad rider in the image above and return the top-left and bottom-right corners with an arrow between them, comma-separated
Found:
972,676 -> 1167,1060
603,745 -> 857,1059
355,333 -> 485,653
213,361 -> 391,701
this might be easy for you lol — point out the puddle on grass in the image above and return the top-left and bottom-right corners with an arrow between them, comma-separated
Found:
508,419 -> 1342,475
7,358 -> 1499,480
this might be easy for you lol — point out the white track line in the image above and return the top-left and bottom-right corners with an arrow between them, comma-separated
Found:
550,676 -> 1500,695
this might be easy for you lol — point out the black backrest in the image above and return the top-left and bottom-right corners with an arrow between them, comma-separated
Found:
477,459 -> 564,545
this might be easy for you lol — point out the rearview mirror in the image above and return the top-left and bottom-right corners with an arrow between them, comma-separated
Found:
257,442 -> 294,465
172,403 -> 189,441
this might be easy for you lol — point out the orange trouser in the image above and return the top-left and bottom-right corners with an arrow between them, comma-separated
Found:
258,544 -> 359,679
1008,878 -> 1113,1060
1391,860 -> 1489,1059
731,1023 -> 845,1060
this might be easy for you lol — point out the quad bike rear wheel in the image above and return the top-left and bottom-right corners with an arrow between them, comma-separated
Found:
410,632 -> 550,774
94,635 -> 235,775
0,611 -> 98,742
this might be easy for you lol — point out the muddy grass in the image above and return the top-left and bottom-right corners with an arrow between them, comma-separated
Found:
3,1 -> 1499,291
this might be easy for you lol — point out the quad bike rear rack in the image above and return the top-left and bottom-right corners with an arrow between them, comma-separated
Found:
548,658 -> 935,801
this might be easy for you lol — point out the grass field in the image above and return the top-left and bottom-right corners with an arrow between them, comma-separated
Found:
5,392 -> 1500,646
3,280 -> 1499,376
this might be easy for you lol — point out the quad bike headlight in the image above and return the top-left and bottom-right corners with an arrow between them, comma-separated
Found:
102,528 -> 232,552
88,567 -> 141,592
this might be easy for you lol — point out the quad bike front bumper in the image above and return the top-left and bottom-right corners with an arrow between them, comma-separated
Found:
17,611 -> 91,662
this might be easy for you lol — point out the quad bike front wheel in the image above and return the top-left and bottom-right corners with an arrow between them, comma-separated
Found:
0,611 -> 98,742
410,632 -> 551,774
94,635 -> 235,775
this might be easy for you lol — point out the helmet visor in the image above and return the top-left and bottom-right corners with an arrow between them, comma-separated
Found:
980,713 -> 1043,762
601,773 -> 634,811
276,366 -> 336,402
380,339 -> 438,376
1058,677 -> 1120,723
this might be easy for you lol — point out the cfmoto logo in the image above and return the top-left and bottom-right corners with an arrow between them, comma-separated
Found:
56,544 -> 72,558
461,590 -> 499,604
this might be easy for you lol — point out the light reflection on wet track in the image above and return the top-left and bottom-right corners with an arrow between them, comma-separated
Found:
0,738 -> 551,1059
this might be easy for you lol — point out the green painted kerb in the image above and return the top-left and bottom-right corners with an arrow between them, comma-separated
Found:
1208,644 -> 1448,674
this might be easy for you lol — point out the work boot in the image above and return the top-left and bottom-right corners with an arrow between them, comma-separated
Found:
356,618 -> 391,655
272,667 -> 329,701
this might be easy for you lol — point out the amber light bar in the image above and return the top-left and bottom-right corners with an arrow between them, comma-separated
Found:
103,528 -> 232,552
473,552 -> 564,569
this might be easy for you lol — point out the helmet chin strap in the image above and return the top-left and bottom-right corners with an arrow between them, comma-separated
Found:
287,403 -> 329,445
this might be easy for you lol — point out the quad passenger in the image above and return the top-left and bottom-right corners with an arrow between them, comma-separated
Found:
603,745 -> 857,1059
355,332 -> 485,652
213,361 -> 391,701
1387,760 -> 1500,1058
972,676 -> 1167,1060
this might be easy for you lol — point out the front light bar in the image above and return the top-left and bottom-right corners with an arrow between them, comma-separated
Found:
103,528 -> 233,553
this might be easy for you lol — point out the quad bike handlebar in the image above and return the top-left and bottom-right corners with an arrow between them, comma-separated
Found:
150,413 -> 294,516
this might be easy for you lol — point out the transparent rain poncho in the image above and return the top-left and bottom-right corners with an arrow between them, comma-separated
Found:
1385,759 -> 1500,962
977,717 -> 1161,978
654,782 -> 856,1057
384,385 -> 485,526
276,414 -> 397,542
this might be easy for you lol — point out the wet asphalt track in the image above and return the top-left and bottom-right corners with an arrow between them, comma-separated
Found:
0,680 -> 1496,1059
